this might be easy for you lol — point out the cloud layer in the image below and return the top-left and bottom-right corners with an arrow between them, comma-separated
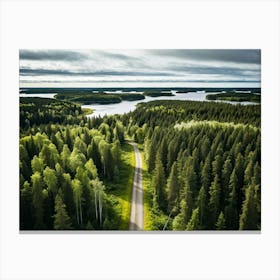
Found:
19,49 -> 261,87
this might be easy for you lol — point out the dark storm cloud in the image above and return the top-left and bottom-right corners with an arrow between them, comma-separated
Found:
149,49 -> 261,65
19,49 -> 261,86
19,50 -> 87,61
169,65 -> 260,77
19,68 -> 175,77
20,79 -> 260,84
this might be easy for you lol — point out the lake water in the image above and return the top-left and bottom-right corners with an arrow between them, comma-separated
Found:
19,90 -> 259,118
20,93 -> 56,98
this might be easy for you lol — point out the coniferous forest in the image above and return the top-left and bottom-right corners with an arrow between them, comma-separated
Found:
20,97 -> 261,231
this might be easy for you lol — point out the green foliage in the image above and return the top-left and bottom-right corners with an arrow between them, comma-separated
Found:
239,185 -> 259,230
53,193 -> 72,230
216,212 -> 226,230
20,96 -> 261,231
206,92 -> 260,103
20,97 -> 85,129
186,208 -> 200,230
126,100 -> 260,230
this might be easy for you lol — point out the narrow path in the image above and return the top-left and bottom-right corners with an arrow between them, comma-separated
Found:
128,141 -> 144,230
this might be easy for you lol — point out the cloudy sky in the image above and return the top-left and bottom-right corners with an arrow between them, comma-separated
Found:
19,49 -> 261,88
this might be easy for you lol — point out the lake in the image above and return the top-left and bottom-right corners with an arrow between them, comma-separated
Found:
19,90 -> 259,117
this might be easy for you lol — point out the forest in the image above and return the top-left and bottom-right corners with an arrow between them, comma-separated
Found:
20,97 -> 261,230
55,92 -> 145,104
206,92 -> 261,102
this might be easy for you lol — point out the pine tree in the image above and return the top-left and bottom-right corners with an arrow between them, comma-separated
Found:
216,211 -> 226,230
31,172 -> 45,229
31,155 -> 45,174
159,137 -> 168,175
209,174 -> 221,228
20,181 -> 33,229
60,144 -> 71,171
87,139 -> 102,176
244,152 -> 255,187
239,185 -> 259,230
221,157 -> 232,208
252,162 -> 261,186
197,186 -> 207,228
181,178 -> 194,227
201,155 -> 212,194
225,169 -> 239,229
61,173 -> 75,220
53,193 -> 72,230
166,162 -> 179,212
151,152 -> 166,211
186,208 -> 200,230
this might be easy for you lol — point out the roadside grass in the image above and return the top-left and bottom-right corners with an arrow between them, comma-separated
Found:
137,144 -> 153,230
106,143 -> 135,230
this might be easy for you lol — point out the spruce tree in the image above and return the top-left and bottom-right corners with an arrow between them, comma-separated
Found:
151,152 -> 166,211
197,186 -> 207,229
239,185 -> 259,230
209,174 -> 221,228
31,172 -> 45,229
186,208 -> 200,230
166,162 -> 179,212
225,169 -> 239,229
216,211 -> 226,230
53,193 -> 72,230
201,155 -> 212,194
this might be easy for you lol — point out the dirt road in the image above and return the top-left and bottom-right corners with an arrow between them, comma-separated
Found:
128,142 -> 144,230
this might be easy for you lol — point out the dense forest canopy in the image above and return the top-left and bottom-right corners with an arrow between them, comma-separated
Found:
206,92 -> 261,102
20,96 -> 261,230
122,101 -> 261,230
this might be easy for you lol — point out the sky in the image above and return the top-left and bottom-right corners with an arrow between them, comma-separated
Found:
19,49 -> 261,88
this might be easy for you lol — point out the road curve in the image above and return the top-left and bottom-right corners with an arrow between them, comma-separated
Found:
128,141 -> 144,230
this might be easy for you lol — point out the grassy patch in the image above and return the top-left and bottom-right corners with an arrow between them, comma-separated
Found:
106,143 -> 135,230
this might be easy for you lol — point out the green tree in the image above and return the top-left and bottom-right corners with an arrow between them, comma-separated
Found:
72,179 -> 83,225
87,139 -> 102,175
61,173 -> 75,220
186,208 -> 200,230
43,167 -> 58,195
90,179 -> 105,226
252,162 -> 261,186
20,181 -> 33,229
60,144 -> 71,171
69,147 -> 86,174
166,162 -> 179,212
31,155 -> 45,174
197,186 -> 207,229
216,211 -> 226,229
209,174 -> 221,227
53,193 -> 72,230
31,172 -> 45,229
85,158 -> 98,179
151,152 -> 166,211
225,169 -> 239,229
239,185 -> 259,230
201,155 -> 212,194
